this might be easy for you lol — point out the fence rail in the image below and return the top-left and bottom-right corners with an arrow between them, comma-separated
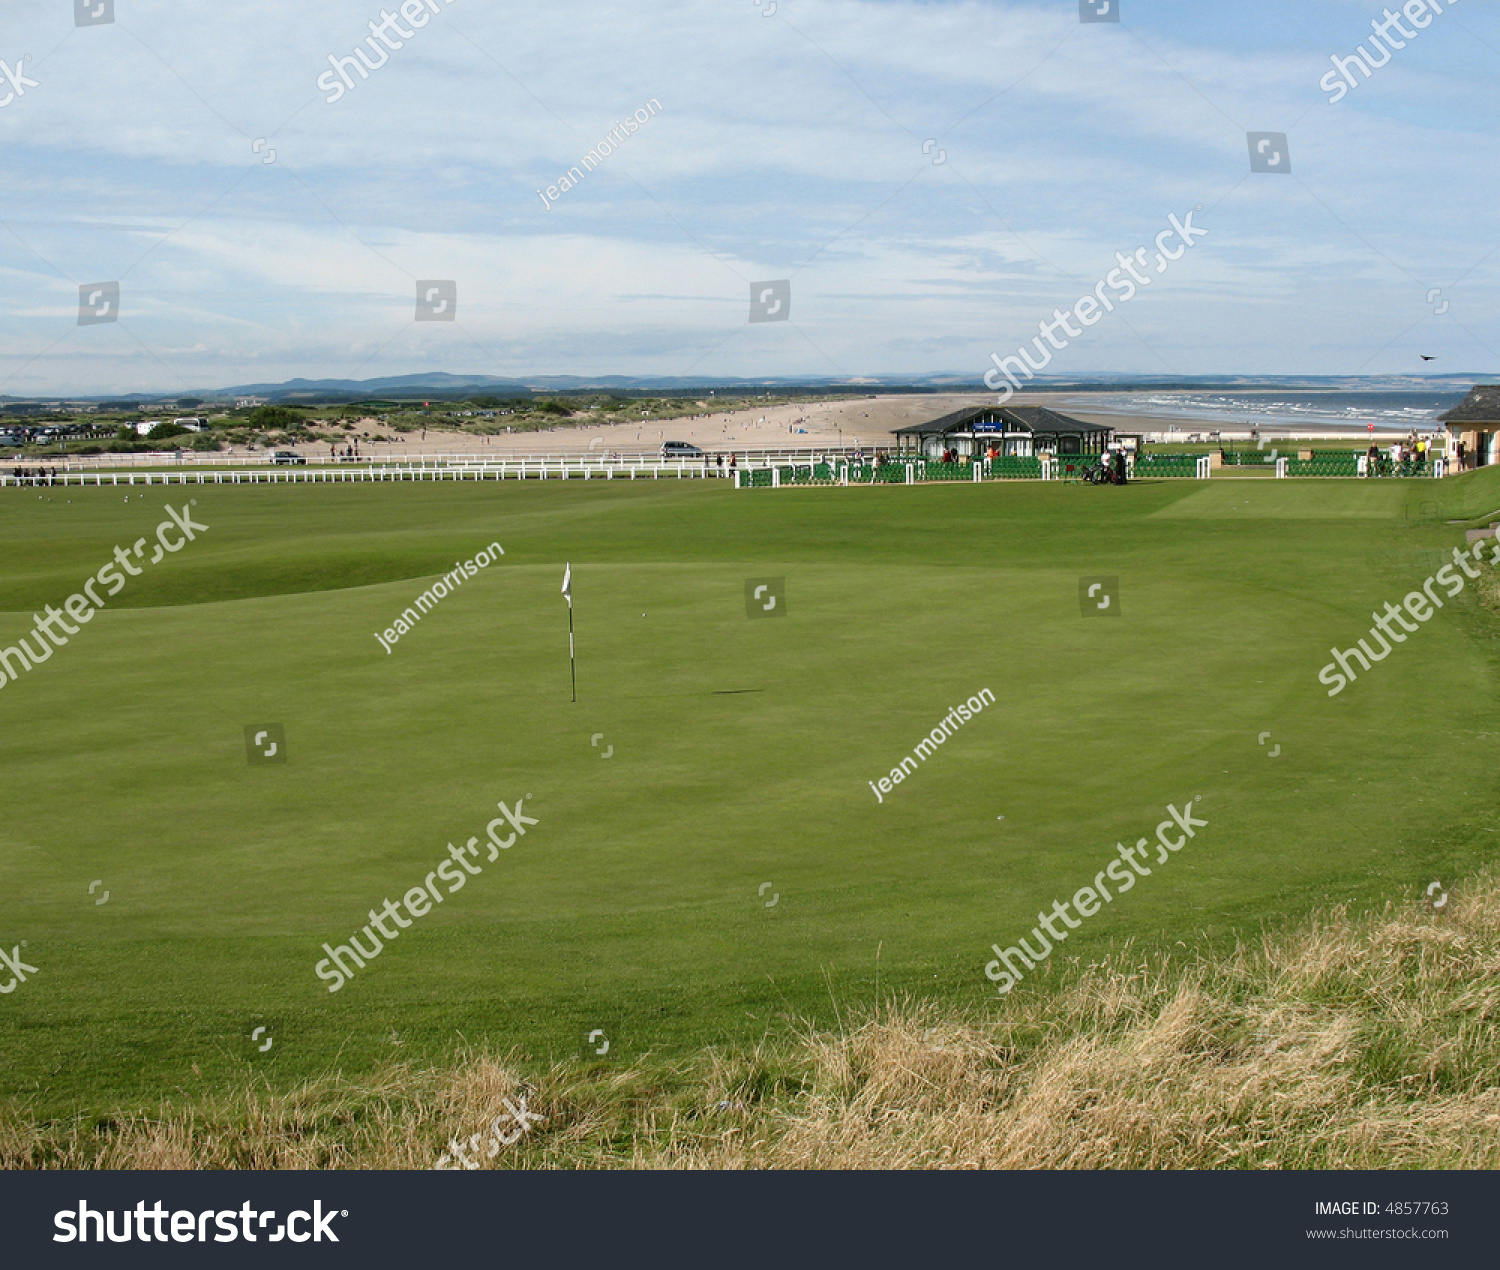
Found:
5,446 -> 862,473
3,461 -> 739,488
733,456 -> 1194,487
8,453 -> 1450,492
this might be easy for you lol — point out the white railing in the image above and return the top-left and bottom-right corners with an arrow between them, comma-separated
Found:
1,462 -> 748,489
4,445 -> 862,473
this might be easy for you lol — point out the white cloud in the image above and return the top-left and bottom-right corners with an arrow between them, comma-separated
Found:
0,0 -> 1496,392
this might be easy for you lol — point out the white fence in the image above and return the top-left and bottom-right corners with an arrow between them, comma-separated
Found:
3,461 -> 740,489
6,447 -> 856,473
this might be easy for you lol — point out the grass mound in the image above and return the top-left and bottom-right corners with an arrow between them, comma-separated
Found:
6,867 -> 1498,1171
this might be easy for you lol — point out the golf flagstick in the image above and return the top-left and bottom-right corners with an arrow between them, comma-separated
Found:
562,562 -> 575,702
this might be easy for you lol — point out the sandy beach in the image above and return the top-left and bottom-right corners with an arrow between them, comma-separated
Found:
278,391 -> 1440,461
305,394 -> 969,459
293,392 -> 1041,459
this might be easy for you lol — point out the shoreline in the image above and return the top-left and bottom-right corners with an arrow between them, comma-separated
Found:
14,390 -> 1454,468
314,391 -> 1451,459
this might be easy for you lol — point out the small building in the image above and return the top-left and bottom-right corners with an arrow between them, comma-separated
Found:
1438,386 -> 1500,469
893,405 -> 1114,459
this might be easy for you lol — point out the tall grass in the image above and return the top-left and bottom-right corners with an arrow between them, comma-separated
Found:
5,868 -> 1499,1170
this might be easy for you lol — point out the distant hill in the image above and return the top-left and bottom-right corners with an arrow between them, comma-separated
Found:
5,372 -> 1495,407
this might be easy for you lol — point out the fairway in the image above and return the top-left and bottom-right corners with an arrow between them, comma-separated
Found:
1148,481 -> 1410,519
3,473 -> 1498,1113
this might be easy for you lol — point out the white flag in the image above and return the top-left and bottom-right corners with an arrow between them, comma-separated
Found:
561,562 -> 571,606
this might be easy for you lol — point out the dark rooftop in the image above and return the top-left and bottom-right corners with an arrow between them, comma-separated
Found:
893,406 -> 1113,436
1438,386 -> 1500,424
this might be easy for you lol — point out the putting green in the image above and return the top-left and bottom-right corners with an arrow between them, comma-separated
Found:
1,473 -> 1497,1112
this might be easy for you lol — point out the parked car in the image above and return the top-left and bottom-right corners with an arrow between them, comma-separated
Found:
661,441 -> 703,458
270,450 -> 307,465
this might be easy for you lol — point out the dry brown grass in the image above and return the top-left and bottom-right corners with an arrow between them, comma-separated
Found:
5,870 -> 1500,1170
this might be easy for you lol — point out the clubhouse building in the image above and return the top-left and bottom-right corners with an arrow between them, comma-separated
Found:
892,406 -> 1114,459
1439,386 -> 1500,469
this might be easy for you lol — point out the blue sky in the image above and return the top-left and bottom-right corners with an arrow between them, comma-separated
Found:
1,0 -> 1497,394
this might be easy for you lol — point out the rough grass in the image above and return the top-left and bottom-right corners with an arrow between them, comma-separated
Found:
6,868 -> 1499,1171
1478,555 -> 1500,614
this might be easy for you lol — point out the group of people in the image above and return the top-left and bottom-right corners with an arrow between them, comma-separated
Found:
1362,432 -> 1432,476
1096,446 -> 1129,484
11,466 -> 61,485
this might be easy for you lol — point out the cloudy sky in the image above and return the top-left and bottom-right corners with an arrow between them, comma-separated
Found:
1,0 -> 1497,394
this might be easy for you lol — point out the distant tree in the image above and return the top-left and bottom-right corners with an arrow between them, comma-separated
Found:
535,399 -> 572,417
248,405 -> 306,430
147,421 -> 188,441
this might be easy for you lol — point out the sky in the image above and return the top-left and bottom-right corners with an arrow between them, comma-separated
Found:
0,0 -> 1497,395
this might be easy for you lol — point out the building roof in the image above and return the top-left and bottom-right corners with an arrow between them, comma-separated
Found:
1438,386 -> 1500,424
893,406 -> 1113,437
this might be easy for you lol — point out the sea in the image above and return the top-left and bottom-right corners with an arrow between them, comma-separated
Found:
1060,390 -> 1467,434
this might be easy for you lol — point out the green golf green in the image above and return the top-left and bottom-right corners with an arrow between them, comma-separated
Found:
1,471 -> 1497,1113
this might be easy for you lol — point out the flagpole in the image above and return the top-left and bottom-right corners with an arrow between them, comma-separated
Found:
562,561 -> 575,702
